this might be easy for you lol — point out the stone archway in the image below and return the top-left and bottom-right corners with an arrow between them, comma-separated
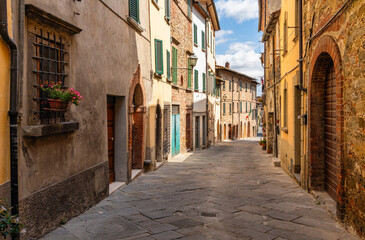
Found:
155,104 -> 162,162
128,65 -> 146,179
309,36 -> 344,203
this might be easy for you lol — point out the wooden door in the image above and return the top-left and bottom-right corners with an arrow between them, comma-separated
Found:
324,63 -> 337,200
107,101 -> 115,184
195,117 -> 200,148
224,124 -> 226,140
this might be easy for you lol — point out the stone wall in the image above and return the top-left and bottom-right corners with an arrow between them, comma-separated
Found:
304,0 -> 365,236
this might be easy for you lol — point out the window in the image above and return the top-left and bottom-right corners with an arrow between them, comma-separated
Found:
229,80 -> 231,91
194,69 -> 199,90
194,24 -> 198,45
166,50 -> 171,80
245,82 -> 247,92
165,0 -> 170,19
250,102 -> 252,111
155,39 -> 163,74
223,103 -> 226,115
172,46 -> 177,84
188,0 -> 191,18
201,31 -> 205,50
240,102 -> 242,113
223,81 -> 225,90
202,73 -> 206,91
284,87 -> 288,127
240,81 -> 242,91
229,103 -> 232,114
129,0 -> 139,23
237,103 -> 239,113
284,12 -> 288,54
34,31 -> 68,122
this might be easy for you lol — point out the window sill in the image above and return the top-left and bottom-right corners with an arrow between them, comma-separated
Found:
152,0 -> 160,10
23,121 -> 79,137
127,16 -> 144,33
154,72 -> 163,79
186,87 -> 193,92
164,16 -> 170,25
202,48 -> 206,52
194,43 -> 198,48
281,127 -> 288,133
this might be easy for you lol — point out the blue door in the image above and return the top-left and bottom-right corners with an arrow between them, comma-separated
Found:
171,114 -> 180,156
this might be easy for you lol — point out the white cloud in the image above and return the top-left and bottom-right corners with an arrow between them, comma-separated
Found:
216,0 -> 258,23
215,30 -> 234,45
216,41 -> 263,84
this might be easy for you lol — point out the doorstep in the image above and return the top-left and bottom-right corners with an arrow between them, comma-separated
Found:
131,169 -> 142,180
109,181 -> 126,194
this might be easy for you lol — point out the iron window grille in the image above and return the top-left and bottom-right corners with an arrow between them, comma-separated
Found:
33,30 -> 68,124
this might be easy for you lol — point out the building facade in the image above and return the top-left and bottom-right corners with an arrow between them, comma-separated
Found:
147,0 -> 172,166
259,0 -> 365,237
216,62 -> 258,141
13,0 -> 152,238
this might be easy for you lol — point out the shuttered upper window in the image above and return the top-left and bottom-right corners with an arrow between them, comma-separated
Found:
172,47 -> 177,84
194,69 -> 199,90
201,31 -> 205,50
165,0 -> 170,19
129,0 -> 139,23
202,73 -> 206,91
188,0 -> 192,18
194,24 -> 198,45
223,103 -> 226,114
155,39 -> 163,74
166,50 -> 171,80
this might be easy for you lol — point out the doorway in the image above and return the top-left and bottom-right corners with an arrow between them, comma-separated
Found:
195,116 -> 200,149
224,124 -> 227,140
156,104 -> 162,162
171,105 -> 180,156
107,97 -> 116,184
132,84 -> 144,170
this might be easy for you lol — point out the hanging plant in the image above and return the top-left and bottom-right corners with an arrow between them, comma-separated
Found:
0,203 -> 23,238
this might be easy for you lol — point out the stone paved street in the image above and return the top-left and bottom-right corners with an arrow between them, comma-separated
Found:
41,140 -> 359,240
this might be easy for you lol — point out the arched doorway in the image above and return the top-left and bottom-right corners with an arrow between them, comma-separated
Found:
240,121 -> 243,139
155,104 -> 162,162
247,121 -> 251,138
309,46 -> 343,201
217,120 -> 220,141
128,65 -> 146,180
224,124 -> 227,140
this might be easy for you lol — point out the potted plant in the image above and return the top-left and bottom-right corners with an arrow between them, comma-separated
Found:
0,203 -> 23,238
40,82 -> 84,111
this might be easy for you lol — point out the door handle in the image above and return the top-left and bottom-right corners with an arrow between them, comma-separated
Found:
109,137 -> 114,141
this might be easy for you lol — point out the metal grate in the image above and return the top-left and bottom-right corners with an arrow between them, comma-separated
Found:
33,30 -> 68,123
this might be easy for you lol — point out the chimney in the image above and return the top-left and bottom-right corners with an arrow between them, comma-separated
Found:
225,62 -> 230,69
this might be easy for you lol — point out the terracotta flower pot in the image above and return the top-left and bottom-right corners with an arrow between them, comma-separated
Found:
47,99 -> 70,111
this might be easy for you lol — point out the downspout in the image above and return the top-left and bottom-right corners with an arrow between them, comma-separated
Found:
0,0 -> 19,222
272,36 -> 278,158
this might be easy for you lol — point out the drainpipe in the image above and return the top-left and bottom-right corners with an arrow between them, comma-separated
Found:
0,0 -> 19,226
298,0 -> 306,93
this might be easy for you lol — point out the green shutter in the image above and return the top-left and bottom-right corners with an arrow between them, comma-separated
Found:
201,31 -> 205,50
155,39 -> 163,74
223,103 -> 226,114
165,0 -> 170,19
202,73 -> 206,91
172,47 -> 177,84
188,68 -> 192,88
129,0 -> 139,23
194,24 -> 197,45
166,50 -> 171,80
194,69 -> 199,90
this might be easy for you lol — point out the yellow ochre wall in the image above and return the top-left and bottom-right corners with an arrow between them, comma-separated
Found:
279,0 -> 300,174
0,0 -> 12,185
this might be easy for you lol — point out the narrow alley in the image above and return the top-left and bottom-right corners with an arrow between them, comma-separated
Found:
41,140 -> 358,240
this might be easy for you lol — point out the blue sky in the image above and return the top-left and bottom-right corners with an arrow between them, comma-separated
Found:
214,0 -> 263,95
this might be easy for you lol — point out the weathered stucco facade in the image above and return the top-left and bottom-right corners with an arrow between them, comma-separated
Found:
14,0 -> 152,238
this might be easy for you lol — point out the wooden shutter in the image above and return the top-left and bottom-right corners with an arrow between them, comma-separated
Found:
201,31 -> 205,50
155,39 -> 163,74
166,50 -> 171,80
172,47 -> 177,84
203,73 -> 206,91
129,0 -> 139,23
194,24 -> 197,45
194,69 -> 199,90
165,0 -> 170,19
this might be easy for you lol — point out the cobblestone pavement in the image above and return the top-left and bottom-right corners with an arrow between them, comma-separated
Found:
41,140 -> 359,240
